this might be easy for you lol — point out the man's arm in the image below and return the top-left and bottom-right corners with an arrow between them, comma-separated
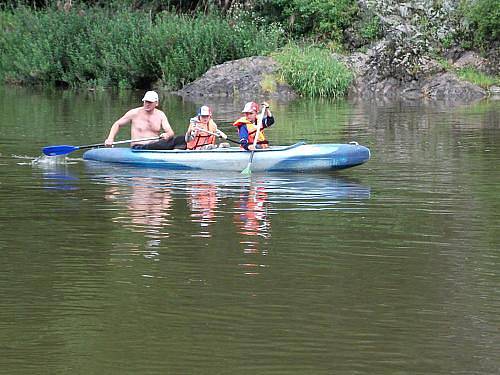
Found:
160,113 -> 175,140
105,109 -> 135,146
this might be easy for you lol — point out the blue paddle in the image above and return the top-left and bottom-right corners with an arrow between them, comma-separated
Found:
42,136 -> 161,156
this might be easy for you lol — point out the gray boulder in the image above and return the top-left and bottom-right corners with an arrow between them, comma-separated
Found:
422,73 -> 487,101
174,56 -> 297,101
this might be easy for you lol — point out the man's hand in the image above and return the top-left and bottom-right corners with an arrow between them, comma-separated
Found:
160,132 -> 170,140
104,138 -> 114,147
261,101 -> 270,109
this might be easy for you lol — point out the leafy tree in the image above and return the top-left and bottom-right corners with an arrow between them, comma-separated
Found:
253,0 -> 358,42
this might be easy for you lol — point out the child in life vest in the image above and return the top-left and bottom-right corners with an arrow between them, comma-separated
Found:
232,101 -> 274,150
185,106 -> 228,150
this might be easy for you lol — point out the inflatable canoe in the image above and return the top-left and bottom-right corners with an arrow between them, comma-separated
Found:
82,141 -> 370,173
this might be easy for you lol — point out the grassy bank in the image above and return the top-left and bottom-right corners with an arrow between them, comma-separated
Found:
0,6 -> 284,89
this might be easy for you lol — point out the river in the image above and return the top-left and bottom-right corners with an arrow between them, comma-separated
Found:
1,85 -> 499,374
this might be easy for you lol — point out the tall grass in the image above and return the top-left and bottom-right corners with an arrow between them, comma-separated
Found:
456,68 -> 500,89
272,43 -> 353,97
0,6 -> 284,89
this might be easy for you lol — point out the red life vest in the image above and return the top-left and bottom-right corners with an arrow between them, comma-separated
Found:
232,116 -> 269,148
187,119 -> 218,150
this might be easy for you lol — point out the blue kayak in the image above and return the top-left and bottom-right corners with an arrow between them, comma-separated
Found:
82,141 -> 370,173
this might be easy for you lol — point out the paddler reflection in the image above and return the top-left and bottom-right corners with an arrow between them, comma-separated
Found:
234,183 -> 271,261
104,178 -> 172,239
186,181 -> 219,238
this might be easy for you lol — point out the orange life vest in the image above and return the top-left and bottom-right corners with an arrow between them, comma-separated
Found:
187,119 -> 218,150
232,116 -> 269,148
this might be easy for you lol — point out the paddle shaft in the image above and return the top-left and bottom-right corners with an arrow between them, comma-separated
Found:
81,136 -> 161,149
242,106 -> 267,174
193,126 -> 240,145
42,136 -> 161,156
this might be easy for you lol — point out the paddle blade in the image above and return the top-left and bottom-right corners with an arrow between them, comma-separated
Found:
42,145 -> 79,156
241,163 -> 252,175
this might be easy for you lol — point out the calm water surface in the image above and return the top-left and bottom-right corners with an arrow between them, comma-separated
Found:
1,86 -> 499,374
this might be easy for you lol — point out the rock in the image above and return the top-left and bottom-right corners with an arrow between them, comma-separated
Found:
174,56 -> 297,101
453,51 -> 489,71
490,86 -> 500,99
421,73 -> 486,101
341,42 -> 487,102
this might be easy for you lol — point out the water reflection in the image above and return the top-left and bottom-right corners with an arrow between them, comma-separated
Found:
235,183 -> 270,238
28,155 -> 81,191
104,178 -> 173,241
186,181 -> 219,238
234,182 -> 272,276
84,163 -> 371,241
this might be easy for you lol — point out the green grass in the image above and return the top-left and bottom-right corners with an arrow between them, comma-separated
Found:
272,43 -> 353,97
456,68 -> 499,89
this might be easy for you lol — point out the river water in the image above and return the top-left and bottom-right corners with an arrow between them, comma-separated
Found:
1,86 -> 499,374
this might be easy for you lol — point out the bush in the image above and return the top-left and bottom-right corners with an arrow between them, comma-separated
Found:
253,0 -> 358,43
0,5 -> 284,88
273,43 -> 353,97
464,0 -> 500,50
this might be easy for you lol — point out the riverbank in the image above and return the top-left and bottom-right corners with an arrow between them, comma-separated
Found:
1,1 -> 498,103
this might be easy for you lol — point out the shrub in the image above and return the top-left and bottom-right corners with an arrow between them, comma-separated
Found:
0,5 -> 284,88
253,0 -> 358,43
273,43 -> 353,97
463,0 -> 500,50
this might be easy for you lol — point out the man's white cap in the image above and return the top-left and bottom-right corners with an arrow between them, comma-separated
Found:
142,91 -> 159,102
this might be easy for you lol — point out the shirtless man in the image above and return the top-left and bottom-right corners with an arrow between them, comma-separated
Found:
104,91 -> 185,150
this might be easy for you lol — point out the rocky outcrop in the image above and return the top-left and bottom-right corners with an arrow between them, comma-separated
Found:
338,47 -> 488,102
174,56 -> 297,101
338,0 -> 494,102
173,45 -> 494,103
173,49 -> 492,103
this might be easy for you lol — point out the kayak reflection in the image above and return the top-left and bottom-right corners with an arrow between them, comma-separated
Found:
85,164 -> 371,242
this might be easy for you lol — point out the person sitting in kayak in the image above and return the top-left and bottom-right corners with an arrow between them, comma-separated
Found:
185,106 -> 228,150
233,101 -> 274,150
104,90 -> 186,150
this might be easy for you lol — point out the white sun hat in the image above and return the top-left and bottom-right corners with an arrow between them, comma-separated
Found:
142,91 -> 159,102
